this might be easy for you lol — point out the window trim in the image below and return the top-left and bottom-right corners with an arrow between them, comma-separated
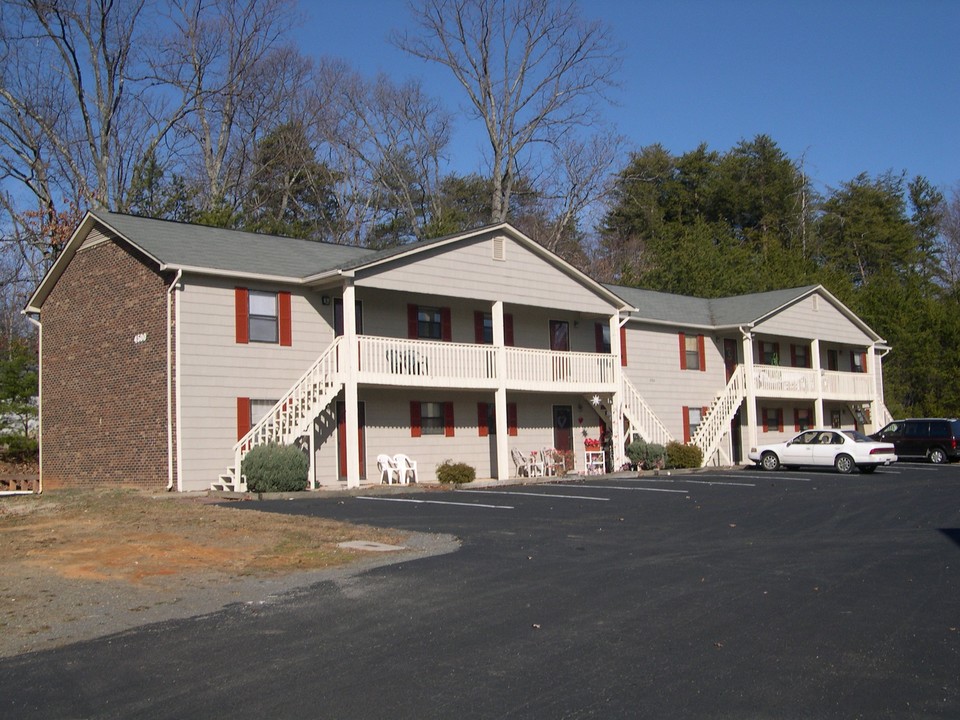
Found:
235,288 -> 291,346
411,401 -> 455,437
679,332 -> 706,372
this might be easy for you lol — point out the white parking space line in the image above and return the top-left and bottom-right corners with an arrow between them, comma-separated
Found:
666,479 -> 755,487
568,484 -> 690,494
734,474 -> 813,482
357,496 -> 514,509
457,489 -> 610,502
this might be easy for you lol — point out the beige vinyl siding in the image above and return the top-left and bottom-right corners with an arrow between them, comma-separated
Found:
177,276 -> 335,490
754,294 -> 872,345
621,322 -> 727,441
356,234 -> 613,315
78,227 -> 110,251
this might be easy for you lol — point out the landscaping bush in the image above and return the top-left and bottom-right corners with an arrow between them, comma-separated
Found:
665,441 -> 703,469
625,438 -> 666,470
241,443 -> 309,493
436,459 -> 476,484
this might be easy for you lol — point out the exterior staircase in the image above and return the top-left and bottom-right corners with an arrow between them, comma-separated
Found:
618,375 -> 674,447
212,338 -> 343,491
691,365 -> 746,466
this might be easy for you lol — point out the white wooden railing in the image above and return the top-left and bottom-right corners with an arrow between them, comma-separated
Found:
234,337 -> 343,471
621,375 -> 673,447
505,347 -> 616,390
357,336 -> 497,388
692,365 -> 746,465
754,365 -> 874,401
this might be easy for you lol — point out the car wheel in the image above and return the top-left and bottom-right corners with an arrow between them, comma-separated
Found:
834,454 -> 854,474
859,465 -> 877,474
928,447 -> 947,464
760,452 -> 780,471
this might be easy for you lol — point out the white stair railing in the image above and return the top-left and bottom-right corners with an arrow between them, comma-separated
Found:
621,375 -> 674,447
222,337 -> 343,490
691,365 -> 746,466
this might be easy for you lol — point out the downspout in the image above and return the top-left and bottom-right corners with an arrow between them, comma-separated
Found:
166,270 -> 182,491
25,314 -> 42,495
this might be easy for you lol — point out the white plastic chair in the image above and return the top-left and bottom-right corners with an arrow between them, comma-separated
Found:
394,454 -> 419,484
511,448 -> 532,477
541,448 -> 561,476
378,454 -> 400,484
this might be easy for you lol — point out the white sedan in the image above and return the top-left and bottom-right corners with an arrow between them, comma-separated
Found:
748,429 -> 897,474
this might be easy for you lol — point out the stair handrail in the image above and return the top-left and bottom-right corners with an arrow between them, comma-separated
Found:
620,375 -> 674,447
233,337 -> 343,467
691,365 -> 746,465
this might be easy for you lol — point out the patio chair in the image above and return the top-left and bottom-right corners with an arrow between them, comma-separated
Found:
541,448 -> 561,476
511,448 -> 532,477
378,454 -> 400,485
394,454 -> 419,484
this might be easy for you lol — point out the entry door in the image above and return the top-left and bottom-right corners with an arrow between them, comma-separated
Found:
553,405 -> 573,460
337,401 -> 366,480
723,338 -> 738,381
550,320 -> 570,380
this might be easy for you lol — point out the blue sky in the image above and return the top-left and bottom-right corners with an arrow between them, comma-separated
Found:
295,0 -> 959,196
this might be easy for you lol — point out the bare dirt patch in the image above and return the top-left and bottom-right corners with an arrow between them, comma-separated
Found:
0,488 -> 430,658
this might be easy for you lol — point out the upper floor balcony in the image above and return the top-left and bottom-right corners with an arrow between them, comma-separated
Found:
350,334 -> 617,393
753,364 -> 875,401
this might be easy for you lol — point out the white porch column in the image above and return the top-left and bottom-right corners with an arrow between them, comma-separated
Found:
741,329 -> 758,451
609,315 -> 626,470
342,281 -> 361,488
811,338 -> 824,427
492,300 -> 509,481
868,342 -> 879,432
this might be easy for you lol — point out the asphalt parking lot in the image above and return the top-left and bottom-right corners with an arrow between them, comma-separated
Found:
3,462 -> 959,719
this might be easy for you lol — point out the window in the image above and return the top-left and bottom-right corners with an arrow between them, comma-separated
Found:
477,402 -> 519,437
235,288 -> 291,345
762,407 -> 784,433
410,401 -> 455,437
237,397 -> 278,439
791,344 -> 810,368
474,311 -> 514,345
683,406 -> 705,442
408,304 -> 451,341
679,333 -> 705,371
596,323 -> 611,353
761,341 -> 780,365
794,407 -> 813,431
549,320 -> 570,352
851,350 -> 867,373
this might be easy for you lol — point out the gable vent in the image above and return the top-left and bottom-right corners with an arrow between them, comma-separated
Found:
813,295 -> 820,312
492,236 -> 506,261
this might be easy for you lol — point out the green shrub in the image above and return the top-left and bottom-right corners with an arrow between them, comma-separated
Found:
436,459 -> 476,485
0,434 -> 38,464
242,443 -> 309,493
665,441 -> 703,469
625,438 -> 666,470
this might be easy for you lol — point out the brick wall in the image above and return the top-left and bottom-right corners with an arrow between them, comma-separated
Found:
41,235 -> 174,489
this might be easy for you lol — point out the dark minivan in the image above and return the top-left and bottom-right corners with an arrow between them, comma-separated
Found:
871,418 -> 960,464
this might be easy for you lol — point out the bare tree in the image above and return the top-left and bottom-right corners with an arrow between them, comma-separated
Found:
940,185 -> 960,288
395,0 -> 621,224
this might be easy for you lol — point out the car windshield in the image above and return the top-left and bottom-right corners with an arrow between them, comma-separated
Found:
842,430 -> 872,443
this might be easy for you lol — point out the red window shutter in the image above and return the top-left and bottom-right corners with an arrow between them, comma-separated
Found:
407,305 -> 419,339
237,397 -> 251,440
777,409 -> 784,432
474,311 -> 485,344
504,314 -> 514,346
682,406 -> 691,443
678,333 -> 687,370
444,401 -> 455,437
762,411 -> 769,433
507,403 -> 518,436
790,344 -> 798,367
478,403 -> 488,437
697,334 -> 706,372
235,288 -> 249,344
595,323 -> 605,353
620,326 -> 628,367
441,307 -> 452,342
278,291 -> 292,346
410,401 -> 422,438
794,409 -> 800,431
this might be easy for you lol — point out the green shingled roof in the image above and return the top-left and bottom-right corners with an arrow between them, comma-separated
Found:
94,211 -> 376,278
606,283 -> 821,329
